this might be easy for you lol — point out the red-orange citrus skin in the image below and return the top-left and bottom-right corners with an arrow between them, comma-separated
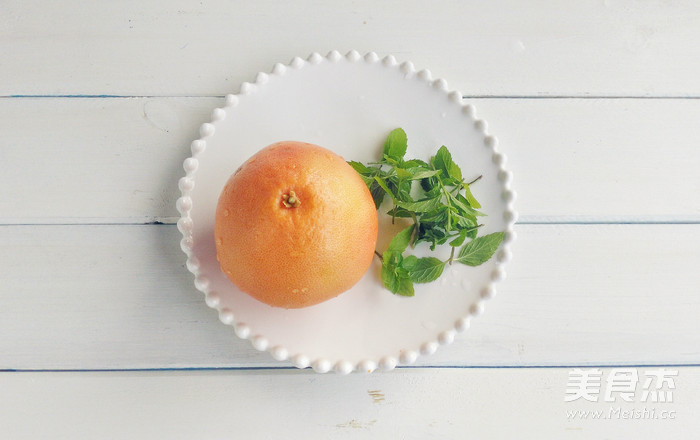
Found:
215,141 -> 378,308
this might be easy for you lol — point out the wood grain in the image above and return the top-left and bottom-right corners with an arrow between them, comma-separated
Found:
2,368 -> 698,438
2,97 -> 699,223
3,0 -> 700,96
2,224 -> 698,370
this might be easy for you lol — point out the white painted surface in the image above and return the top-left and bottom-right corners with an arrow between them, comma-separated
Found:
2,368 -> 699,439
2,97 -> 699,223
3,1 -> 700,96
1,224 -> 698,370
2,0 -> 700,437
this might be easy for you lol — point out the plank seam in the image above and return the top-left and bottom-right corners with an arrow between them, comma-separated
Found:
4,95 -> 700,100
3,363 -> 700,373
1,220 -> 699,226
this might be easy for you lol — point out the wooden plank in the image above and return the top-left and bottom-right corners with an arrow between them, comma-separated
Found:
2,1 -> 700,96
2,368 -> 698,439
472,98 -> 700,223
2,97 -> 699,223
0,97 -> 222,223
1,224 -> 698,370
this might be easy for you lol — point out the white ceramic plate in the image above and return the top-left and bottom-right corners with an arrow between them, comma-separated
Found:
177,51 -> 516,374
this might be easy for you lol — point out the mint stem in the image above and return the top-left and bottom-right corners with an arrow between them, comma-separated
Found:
409,213 -> 419,247
466,175 -> 482,185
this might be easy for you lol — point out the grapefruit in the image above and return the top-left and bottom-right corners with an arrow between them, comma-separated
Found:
215,141 -> 379,308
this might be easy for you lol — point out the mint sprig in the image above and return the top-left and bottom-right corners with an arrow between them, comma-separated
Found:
352,128 -> 506,295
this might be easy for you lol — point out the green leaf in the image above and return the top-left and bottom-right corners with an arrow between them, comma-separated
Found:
387,225 -> 414,253
396,276 -> 415,296
420,175 -> 438,193
462,183 -> 481,209
381,155 -> 401,167
382,128 -> 408,160
383,250 -> 401,266
357,173 -> 375,188
369,181 -> 386,209
395,167 -> 413,180
395,196 -> 442,213
373,176 -> 395,199
454,215 -> 480,240
414,225 -> 447,250
420,206 -> 449,225
402,159 -> 430,168
381,263 -> 400,293
400,255 -> 419,271
380,250 -> 402,293
409,257 -> 446,283
449,229 -> 468,247
423,182 -> 441,199
455,232 -> 505,267
395,264 -> 410,279
347,160 -> 372,175
432,146 -> 462,181
408,169 -> 441,180
387,206 -> 413,218
394,179 -> 413,202
450,192 -> 485,218
380,250 -> 414,296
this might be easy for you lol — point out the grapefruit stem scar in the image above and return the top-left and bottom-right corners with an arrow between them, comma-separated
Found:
282,190 -> 301,208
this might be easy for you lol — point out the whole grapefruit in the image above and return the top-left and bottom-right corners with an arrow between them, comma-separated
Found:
215,141 -> 379,308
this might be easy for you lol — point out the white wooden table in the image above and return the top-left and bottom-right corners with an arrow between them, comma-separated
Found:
2,1 -> 699,438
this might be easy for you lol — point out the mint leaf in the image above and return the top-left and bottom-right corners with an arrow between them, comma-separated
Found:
408,169 -> 441,180
395,196 -> 442,213
357,173 -> 375,188
381,155 -> 401,167
450,192 -> 485,218
381,250 -> 415,296
454,216 -> 480,240
382,128 -> 408,160
414,223 -> 449,250
373,176 -> 395,199
448,229 -> 468,247
462,183 -> 481,209
388,225 -> 414,252
420,206 -> 449,225
394,179 -> 412,202
348,160 -> 378,190
381,264 -> 399,293
409,257 -> 446,283
455,232 -> 505,266
395,166 -> 440,183
380,251 -> 401,293
420,174 -> 438,193
387,206 -> 413,218
400,255 -> 419,271
432,145 -> 462,181
396,276 -> 415,296
369,181 -> 386,209
402,159 -> 430,168
395,167 -> 413,180
348,160 -> 372,174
